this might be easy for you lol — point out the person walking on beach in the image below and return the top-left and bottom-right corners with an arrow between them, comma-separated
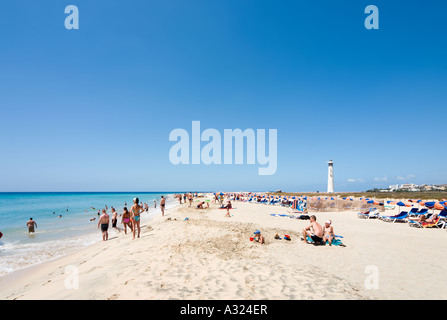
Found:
160,196 -> 166,217
302,215 -> 324,245
98,209 -> 110,241
26,218 -> 37,233
131,198 -> 144,239
111,208 -> 120,233
188,193 -> 193,207
224,200 -> 232,217
121,207 -> 133,234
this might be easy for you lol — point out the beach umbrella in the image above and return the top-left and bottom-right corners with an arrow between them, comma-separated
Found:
434,202 -> 446,211
396,201 -> 412,213
424,201 -> 436,209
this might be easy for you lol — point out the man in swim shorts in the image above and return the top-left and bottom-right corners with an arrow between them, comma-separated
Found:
26,218 -> 37,233
302,215 -> 324,245
97,209 -> 110,241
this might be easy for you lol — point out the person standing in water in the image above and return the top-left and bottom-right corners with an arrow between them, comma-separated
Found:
160,196 -> 166,217
98,209 -> 110,241
26,218 -> 37,233
154,199 -> 157,209
131,198 -> 144,240
111,207 -> 120,232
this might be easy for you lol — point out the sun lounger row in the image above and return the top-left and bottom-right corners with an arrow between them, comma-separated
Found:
358,208 -> 447,228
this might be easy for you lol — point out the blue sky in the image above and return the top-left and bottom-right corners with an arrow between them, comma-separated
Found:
0,0 -> 446,192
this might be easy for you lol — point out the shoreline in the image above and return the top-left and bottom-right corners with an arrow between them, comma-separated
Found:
1,194 -> 446,300
0,194 -> 179,278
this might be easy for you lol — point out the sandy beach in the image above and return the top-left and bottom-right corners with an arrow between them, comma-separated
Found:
1,194 -> 446,300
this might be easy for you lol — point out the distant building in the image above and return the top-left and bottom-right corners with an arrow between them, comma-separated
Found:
399,183 -> 419,192
389,184 -> 399,192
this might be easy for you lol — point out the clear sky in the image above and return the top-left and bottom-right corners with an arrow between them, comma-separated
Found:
0,0 -> 446,192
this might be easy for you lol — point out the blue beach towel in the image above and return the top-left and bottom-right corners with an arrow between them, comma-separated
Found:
306,235 -> 345,246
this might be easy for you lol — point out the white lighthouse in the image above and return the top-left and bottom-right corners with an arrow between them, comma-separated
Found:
327,160 -> 334,193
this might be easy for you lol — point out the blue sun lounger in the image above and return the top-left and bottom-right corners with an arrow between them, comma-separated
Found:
383,211 -> 408,223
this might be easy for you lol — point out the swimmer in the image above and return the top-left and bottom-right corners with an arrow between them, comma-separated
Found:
26,218 -> 37,233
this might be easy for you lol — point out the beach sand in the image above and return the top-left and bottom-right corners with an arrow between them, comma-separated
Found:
1,195 -> 446,300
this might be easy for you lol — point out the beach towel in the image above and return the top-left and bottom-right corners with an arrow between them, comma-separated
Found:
306,235 -> 345,247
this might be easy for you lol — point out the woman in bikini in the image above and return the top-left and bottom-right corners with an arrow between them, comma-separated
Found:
131,198 -> 144,239
121,207 -> 133,234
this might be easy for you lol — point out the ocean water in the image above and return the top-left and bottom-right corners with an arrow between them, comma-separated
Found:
0,192 -> 177,277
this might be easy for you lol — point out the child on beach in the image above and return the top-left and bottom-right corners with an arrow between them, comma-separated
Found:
323,220 -> 334,246
224,201 -> 232,217
253,230 -> 265,244
98,209 -> 110,241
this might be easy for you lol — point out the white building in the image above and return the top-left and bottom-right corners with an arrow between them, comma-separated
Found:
389,184 -> 399,191
399,183 -> 419,191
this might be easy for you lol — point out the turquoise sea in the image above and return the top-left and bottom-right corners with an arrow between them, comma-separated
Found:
0,192 -> 177,276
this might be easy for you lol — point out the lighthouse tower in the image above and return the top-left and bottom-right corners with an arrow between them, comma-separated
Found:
327,160 -> 334,193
